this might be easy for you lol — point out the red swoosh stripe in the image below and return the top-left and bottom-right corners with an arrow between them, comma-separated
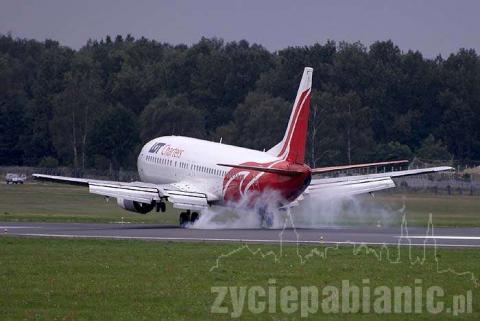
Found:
277,89 -> 310,158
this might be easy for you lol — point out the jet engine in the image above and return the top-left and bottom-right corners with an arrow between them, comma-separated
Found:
116,198 -> 155,214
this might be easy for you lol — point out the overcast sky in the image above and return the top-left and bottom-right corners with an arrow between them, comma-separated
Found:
1,0 -> 479,57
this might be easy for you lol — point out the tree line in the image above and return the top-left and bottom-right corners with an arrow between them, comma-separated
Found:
1,34 -> 479,170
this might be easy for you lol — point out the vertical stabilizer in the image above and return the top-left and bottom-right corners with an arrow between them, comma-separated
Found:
267,67 -> 313,164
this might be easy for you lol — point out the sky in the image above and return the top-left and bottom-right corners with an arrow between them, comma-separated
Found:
1,0 -> 479,57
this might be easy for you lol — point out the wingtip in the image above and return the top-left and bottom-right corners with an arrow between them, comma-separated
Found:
432,166 -> 455,172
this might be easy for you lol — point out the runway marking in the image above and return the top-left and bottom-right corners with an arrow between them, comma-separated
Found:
9,233 -> 480,248
397,235 -> 480,240
0,226 -> 42,229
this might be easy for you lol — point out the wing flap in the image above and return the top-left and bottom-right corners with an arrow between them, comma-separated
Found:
163,189 -> 209,210
307,177 -> 396,197
89,183 -> 161,203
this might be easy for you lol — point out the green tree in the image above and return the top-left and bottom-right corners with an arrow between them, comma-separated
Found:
89,104 -> 139,171
51,51 -> 104,169
307,91 -> 340,167
0,53 -> 27,164
416,134 -> 452,160
438,49 -> 480,160
374,141 -> 413,161
2,34 -> 480,168
216,92 -> 290,150
139,95 -> 205,142
308,91 -> 374,167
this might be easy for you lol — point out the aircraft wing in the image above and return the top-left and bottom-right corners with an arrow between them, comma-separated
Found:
301,166 -> 453,200
32,174 -> 217,210
311,160 -> 409,174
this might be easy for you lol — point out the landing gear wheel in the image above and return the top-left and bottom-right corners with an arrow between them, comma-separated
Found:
259,208 -> 274,229
179,211 -> 191,227
156,201 -> 166,212
262,214 -> 273,228
190,212 -> 199,223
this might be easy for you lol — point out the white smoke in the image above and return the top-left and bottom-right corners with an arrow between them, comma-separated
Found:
190,190 -> 287,229
291,192 -> 397,228
189,190 -> 398,230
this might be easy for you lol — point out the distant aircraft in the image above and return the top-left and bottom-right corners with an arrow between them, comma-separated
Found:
34,67 -> 452,227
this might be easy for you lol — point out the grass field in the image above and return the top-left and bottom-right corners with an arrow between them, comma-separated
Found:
0,182 -> 179,224
0,182 -> 479,227
1,183 -> 479,320
370,193 -> 480,227
0,237 -> 478,320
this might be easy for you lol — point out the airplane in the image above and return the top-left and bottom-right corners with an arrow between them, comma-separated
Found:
33,67 -> 453,227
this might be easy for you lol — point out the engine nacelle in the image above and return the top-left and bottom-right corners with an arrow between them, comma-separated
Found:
116,198 -> 155,214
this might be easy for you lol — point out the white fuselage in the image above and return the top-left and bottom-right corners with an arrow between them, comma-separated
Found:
137,136 -> 279,199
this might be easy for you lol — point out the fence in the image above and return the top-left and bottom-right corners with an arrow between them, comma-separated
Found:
2,163 -> 480,196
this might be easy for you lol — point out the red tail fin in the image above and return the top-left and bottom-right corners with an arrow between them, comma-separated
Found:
267,67 -> 313,164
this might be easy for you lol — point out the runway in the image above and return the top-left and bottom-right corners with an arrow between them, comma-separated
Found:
1,222 -> 480,248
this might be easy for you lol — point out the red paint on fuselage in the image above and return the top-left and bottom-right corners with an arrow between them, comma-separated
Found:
223,161 -> 312,207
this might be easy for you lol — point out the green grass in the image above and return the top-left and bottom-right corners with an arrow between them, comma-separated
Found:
296,192 -> 480,227
0,182 -> 180,224
0,182 -> 479,227
372,193 -> 480,227
0,237 -> 478,320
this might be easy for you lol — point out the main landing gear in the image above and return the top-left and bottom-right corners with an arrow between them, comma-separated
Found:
179,210 -> 200,227
258,207 -> 274,229
156,201 -> 166,212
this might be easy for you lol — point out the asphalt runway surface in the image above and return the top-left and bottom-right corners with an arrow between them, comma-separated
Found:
1,222 -> 480,248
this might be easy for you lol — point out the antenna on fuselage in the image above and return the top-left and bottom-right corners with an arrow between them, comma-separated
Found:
219,137 -> 223,144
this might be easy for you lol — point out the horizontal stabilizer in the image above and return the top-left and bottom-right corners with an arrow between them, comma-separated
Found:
217,163 -> 302,176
